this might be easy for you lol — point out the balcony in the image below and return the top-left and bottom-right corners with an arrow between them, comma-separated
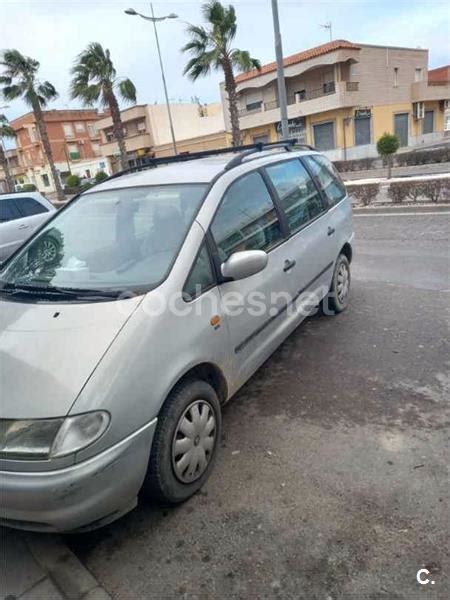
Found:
237,81 -> 360,128
411,80 -> 450,102
100,132 -> 152,157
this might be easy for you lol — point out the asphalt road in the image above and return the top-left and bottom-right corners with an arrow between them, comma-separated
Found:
69,208 -> 450,600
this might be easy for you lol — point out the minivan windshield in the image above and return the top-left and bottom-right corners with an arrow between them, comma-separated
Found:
0,184 -> 207,297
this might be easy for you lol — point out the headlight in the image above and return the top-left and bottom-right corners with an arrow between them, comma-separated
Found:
0,412 -> 110,460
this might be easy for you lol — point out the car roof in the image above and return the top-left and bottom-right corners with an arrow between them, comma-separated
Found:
87,149 -> 318,193
0,191 -> 44,199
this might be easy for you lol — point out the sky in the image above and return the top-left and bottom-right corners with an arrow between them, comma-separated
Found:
1,0 -> 449,128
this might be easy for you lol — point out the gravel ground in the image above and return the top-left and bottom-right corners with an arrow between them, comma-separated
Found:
68,209 -> 450,600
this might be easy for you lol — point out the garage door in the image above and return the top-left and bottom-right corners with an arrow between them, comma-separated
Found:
355,116 -> 371,146
313,121 -> 335,151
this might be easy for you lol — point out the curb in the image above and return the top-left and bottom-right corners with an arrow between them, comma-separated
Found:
24,533 -> 111,600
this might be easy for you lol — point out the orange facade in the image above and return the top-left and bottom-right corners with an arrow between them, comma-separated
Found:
12,109 -> 103,171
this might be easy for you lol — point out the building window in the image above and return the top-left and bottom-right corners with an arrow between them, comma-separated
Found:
41,174 -> 50,187
87,123 -> 98,137
294,90 -> 306,102
137,120 -> 146,132
445,114 -> 450,132
30,127 -> 38,142
106,130 -> 114,142
323,81 -> 335,94
63,123 -> 74,138
393,67 -> 399,87
92,143 -> 101,156
415,68 -> 423,82
354,110 -> 372,146
246,100 -> 262,112
67,143 -> 80,160
75,122 -> 85,133
253,134 -> 269,144
422,110 -> 434,134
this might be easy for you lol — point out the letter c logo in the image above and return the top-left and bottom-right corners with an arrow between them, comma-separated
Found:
417,569 -> 430,585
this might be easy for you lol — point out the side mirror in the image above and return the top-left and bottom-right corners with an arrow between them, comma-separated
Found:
221,250 -> 268,281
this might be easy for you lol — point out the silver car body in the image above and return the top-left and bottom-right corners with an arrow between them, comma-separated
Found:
0,150 -> 354,531
0,192 -> 56,263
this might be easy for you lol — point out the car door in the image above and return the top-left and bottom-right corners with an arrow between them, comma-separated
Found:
0,197 -> 25,262
209,170 -> 296,387
302,154 -> 352,270
263,157 -> 336,312
14,195 -> 52,235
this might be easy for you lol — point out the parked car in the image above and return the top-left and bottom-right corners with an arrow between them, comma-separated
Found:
0,142 -> 354,532
0,191 -> 56,263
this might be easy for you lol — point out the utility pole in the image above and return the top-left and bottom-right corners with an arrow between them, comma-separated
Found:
320,22 -> 332,42
271,0 -> 289,140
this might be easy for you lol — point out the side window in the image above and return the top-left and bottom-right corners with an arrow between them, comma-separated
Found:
265,159 -> 324,233
303,155 -> 346,207
16,197 -> 48,217
211,171 -> 283,261
183,242 -> 215,301
0,199 -> 21,223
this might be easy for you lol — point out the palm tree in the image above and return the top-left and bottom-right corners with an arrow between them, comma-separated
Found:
0,114 -> 16,193
0,49 -> 65,201
181,1 -> 260,146
70,43 -> 136,172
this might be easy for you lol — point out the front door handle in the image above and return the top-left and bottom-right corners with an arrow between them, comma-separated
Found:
327,226 -> 335,236
18,224 -> 29,230
283,259 -> 296,272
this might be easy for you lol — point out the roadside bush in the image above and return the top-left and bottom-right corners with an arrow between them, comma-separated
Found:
334,157 -> 378,172
66,174 -> 80,188
21,183 -> 37,192
377,133 -> 400,179
95,170 -> 108,183
420,179 -> 443,203
388,182 -> 409,204
346,183 -> 380,206
395,147 -> 450,167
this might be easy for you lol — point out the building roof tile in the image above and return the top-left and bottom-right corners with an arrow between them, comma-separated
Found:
235,40 -> 360,83
428,65 -> 450,85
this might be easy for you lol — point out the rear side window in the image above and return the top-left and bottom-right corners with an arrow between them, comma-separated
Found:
303,155 -> 346,207
265,159 -> 324,233
16,196 -> 48,217
183,242 -> 215,301
211,171 -> 283,261
0,198 -> 21,223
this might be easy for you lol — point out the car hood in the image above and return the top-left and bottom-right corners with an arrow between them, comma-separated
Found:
0,296 -> 142,419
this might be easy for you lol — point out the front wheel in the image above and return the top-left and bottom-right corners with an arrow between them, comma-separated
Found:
143,379 -> 222,505
322,254 -> 351,314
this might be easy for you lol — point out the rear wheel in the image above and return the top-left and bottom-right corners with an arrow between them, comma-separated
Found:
143,379 -> 222,504
322,254 -> 351,314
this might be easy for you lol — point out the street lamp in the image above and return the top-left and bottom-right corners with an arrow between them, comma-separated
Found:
125,5 -> 179,155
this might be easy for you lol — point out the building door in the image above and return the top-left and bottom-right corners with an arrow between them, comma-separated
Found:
394,113 -> 409,147
313,121 -> 335,151
422,110 -> 434,134
354,115 -> 371,145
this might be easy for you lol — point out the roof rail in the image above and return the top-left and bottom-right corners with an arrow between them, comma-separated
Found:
103,138 -> 316,184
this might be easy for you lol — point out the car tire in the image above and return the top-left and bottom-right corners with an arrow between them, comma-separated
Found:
322,253 -> 351,315
143,379 -> 222,505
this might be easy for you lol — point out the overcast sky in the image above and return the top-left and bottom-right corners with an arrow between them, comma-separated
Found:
2,0 -> 449,125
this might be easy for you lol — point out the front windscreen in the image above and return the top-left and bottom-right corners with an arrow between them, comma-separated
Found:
0,184 -> 207,295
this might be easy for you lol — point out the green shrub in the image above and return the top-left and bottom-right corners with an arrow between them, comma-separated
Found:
21,183 -> 37,192
346,183 -> 380,206
388,182 -> 409,204
377,133 -> 400,179
95,170 -> 108,183
420,179 -> 443,203
65,174 -> 80,188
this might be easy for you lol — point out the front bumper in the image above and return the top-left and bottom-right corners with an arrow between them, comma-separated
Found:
0,418 -> 157,532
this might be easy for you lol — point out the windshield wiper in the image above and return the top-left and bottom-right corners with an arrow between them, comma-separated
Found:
0,282 -> 121,300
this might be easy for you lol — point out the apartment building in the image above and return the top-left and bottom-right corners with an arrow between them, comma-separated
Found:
221,40 -> 450,160
10,109 -> 109,193
97,103 -> 228,171
0,148 -> 27,192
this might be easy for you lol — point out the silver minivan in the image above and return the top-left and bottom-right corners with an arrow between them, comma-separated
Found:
0,191 -> 56,263
0,142 -> 354,532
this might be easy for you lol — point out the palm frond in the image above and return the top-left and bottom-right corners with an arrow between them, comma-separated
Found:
118,78 -> 136,104
230,49 -> 261,73
1,84 -> 25,101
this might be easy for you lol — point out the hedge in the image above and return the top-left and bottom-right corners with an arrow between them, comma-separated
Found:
334,146 -> 450,173
345,183 -> 380,206
388,178 -> 450,204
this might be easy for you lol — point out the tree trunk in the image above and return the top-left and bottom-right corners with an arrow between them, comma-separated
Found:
106,88 -> 128,172
0,143 -> 15,193
32,99 -> 65,202
223,59 -> 241,147
387,155 -> 392,179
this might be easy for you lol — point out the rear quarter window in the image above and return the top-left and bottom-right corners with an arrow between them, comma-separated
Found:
16,196 -> 48,217
304,155 -> 346,207
0,198 -> 21,223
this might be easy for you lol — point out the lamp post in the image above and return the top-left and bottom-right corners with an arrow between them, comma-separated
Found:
125,5 -> 178,155
271,0 -> 289,140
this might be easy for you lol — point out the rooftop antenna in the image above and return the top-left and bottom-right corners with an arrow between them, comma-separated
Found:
320,21 -> 332,42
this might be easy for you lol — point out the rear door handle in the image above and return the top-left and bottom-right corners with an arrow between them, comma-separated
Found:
18,224 -> 30,230
283,259 -> 296,272
327,226 -> 335,236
